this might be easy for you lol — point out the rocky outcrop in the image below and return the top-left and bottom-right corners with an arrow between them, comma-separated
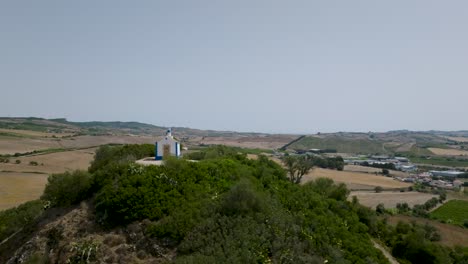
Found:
5,201 -> 174,264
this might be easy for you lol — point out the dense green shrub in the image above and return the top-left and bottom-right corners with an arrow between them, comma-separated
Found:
91,145 -> 386,262
0,200 -> 44,242
89,144 -> 154,173
41,171 -> 92,207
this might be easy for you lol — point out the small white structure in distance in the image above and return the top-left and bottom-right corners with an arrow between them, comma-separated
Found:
155,128 -> 181,160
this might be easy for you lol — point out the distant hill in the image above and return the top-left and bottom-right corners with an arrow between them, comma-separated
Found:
284,130 -> 468,159
0,117 -> 263,138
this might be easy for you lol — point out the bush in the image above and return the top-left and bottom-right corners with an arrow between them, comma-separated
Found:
375,186 -> 383,193
376,203 -> 386,215
89,144 -> 154,173
15,160 -> 21,164
0,200 -> 44,242
29,161 -> 38,166
220,180 -> 265,217
41,171 -> 92,207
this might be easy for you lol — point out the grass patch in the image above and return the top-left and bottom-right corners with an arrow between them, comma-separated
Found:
430,200 -> 468,226
0,132 -> 29,138
289,136 -> 386,154
404,145 -> 434,156
410,156 -> 468,168
0,121 -> 60,132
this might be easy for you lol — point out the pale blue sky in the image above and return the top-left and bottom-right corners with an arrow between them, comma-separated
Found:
1,1 -> 467,133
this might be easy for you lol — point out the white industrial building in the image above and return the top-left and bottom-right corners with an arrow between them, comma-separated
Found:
429,170 -> 465,177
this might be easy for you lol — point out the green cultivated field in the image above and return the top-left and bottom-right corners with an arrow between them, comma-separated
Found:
430,200 -> 468,226
410,156 -> 468,168
289,136 -> 386,154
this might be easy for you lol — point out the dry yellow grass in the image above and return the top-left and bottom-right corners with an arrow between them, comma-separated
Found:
446,136 -> 468,143
344,165 -> 409,177
428,147 -> 468,156
349,191 -> 437,208
0,137 -> 62,155
0,149 -> 96,210
0,172 -> 48,210
0,148 -> 96,174
0,134 -> 156,155
302,168 -> 411,189
199,135 -> 297,149
58,135 -> 156,149
0,128 -> 74,138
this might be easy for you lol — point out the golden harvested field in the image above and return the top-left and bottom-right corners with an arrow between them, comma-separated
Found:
387,215 -> 468,247
0,172 -> 48,210
0,149 -> 96,210
349,191 -> 437,208
0,135 -> 157,155
428,147 -> 468,156
0,137 -> 62,155
344,165 -> 409,177
198,135 -> 297,149
302,168 -> 411,189
446,136 -> 468,143
0,148 -> 96,174
58,135 -> 156,149
0,128 -> 74,138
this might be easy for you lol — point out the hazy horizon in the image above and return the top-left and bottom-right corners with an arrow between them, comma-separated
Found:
1,1 -> 467,134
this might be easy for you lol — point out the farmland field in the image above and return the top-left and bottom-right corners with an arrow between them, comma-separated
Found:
411,156 -> 468,168
430,200 -> 468,226
387,215 -> 468,247
197,135 -> 298,149
446,136 -> 468,143
288,135 -> 387,154
0,148 -> 96,174
0,149 -> 96,210
302,167 -> 411,190
428,147 -> 468,156
350,191 -> 437,208
344,165 -> 409,178
0,172 -> 48,210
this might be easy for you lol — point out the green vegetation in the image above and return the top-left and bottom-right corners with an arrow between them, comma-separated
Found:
289,136 -> 387,154
0,120 -> 63,132
430,200 -> 468,226
0,131 -> 30,138
0,200 -> 44,242
2,144 -> 468,263
88,144 -> 154,173
90,145 -> 387,262
282,155 -> 314,183
375,221 -> 452,263
41,171 -> 92,207
391,144 -> 434,157
184,145 -> 272,160
409,156 -> 468,168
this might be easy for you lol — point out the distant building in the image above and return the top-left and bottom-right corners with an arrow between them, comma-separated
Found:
430,170 -> 465,178
155,129 -> 181,160
453,180 -> 463,188
395,157 -> 409,163
398,164 -> 417,172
